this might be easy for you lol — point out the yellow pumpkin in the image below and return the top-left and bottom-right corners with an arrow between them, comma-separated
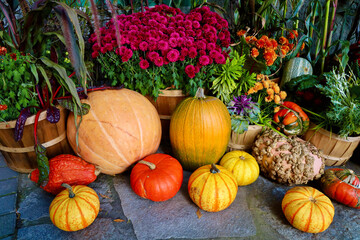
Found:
67,89 -> 161,175
220,151 -> 259,186
188,164 -> 238,212
282,186 -> 334,233
170,88 -> 231,170
49,184 -> 100,231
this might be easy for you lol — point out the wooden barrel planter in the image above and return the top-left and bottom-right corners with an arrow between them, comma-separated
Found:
227,125 -> 263,152
303,123 -> 360,166
0,106 -> 73,173
146,89 -> 187,140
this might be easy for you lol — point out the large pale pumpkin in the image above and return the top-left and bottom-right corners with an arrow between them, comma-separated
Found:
282,186 -> 334,233
49,184 -> 100,231
67,89 -> 161,175
188,164 -> 238,212
170,88 -> 231,170
220,151 -> 259,186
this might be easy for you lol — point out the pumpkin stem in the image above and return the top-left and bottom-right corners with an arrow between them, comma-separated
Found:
195,88 -> 205,99
309,196 -> 317,203
139,160 -> 156,170
61,183 -> 75,198
240,156 -> 245,160
210,163 -> 220,174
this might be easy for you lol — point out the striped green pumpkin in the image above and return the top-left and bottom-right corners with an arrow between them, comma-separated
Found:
280,57 -> 313,88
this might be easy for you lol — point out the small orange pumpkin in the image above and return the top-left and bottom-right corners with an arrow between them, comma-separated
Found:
49,184 -> 100,231
282,186 -> 334,233
188,164 -> 238,212
220,151 -> 259,186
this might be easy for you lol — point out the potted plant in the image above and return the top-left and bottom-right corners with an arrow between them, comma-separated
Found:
89,4 -> 231,137
302,67 -> 360,166
0,0 -> 90,180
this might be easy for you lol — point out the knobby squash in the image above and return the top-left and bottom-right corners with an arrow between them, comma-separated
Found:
188,164 -> 238,212
220,151 -> 259,186
130,153 -> 183,202
49,184 -> 100,231
320,168 -> 360,209
170,88 -> 231,170
282,186 -> 334,233
67,89 -> 161,175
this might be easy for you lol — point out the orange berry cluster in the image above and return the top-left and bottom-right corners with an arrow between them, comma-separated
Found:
0,104 -> 7,111
0,46 -> 7,56
237,30 -> 299,66
247,74 -> 287,104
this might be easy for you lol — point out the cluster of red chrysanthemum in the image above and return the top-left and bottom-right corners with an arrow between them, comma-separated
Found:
89,4 -> 231,78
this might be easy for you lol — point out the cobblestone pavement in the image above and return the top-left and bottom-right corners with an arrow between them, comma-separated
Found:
1,144 -> 360,240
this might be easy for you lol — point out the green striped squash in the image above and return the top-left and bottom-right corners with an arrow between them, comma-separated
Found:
280,57 -> 313,88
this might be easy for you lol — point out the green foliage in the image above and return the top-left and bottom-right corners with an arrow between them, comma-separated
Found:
0,51 -> 39,121
211,50 -> 256,103
315,69 -> 360,137
97,51 -> 214,98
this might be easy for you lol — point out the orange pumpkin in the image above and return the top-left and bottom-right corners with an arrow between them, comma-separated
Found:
282,186 -> 335,233
188,164 -> 238,212
49,184 -> 100,231
130,153 -> 183,201
170,88 -> 231,170
67,89 -> 161,175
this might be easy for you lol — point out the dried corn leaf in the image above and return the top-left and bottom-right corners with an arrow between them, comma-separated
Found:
114,219 -> 125,222
196,209 -> 202,219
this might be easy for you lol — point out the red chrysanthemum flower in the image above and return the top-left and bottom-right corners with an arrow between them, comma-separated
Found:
158,40 -> 169,51
139,59 -> 150,69
251,48 -> 259,58
167,49 -> 180,62
139,41 -> 149,51
153,56 -> 164,67
199,55 -> 210,66
185,64 -> 196,78
188,47 -> 197,58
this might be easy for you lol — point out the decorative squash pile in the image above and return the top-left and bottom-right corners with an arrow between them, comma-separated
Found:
27,87 -> 359,234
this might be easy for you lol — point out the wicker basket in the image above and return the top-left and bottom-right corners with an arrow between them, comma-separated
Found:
0,106 -> 73,173
146,89 -> 187,140
227,125 -> 263,152
303,123 -> 360,166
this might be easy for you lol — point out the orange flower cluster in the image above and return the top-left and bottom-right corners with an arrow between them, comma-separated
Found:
0,104 -> 7,111
239,31 -> 298,66
247,74 -> 287,104
0,46 -> 7,56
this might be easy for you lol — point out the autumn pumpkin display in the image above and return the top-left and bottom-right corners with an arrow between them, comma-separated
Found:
273,101 -> 309,136
49,184 -> 100,231
170,88 -> 231,170
130,153 -> 183,202
252,129 -> 324,185
188,164 -> 238,212
320,168 -> 360,209
30,154 -> 100,195
282,186 -> 335,233
67,89 -> 161,175
220,151 -> 259,186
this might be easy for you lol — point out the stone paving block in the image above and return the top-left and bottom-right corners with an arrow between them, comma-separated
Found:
0,213 -> 16,238
0,194 -> 16,215
18,188 -> 53,222
114,171 -> 256,240
0,167 -> 18,181
1,236 -> 14,240
17,224 -> 72,240
0,178 -> 18,196
0,154 -> 6,167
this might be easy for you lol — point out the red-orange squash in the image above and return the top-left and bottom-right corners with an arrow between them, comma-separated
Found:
67,89 -> 161,175
30,154 -> 99,195
273,101 -> 309,135
49,184 -> 100,231
282,186 -> 334,233
188,164 -> 238,212
320,168 -> 360,209
170,88 -> 231,170
130,153 -> 183,201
